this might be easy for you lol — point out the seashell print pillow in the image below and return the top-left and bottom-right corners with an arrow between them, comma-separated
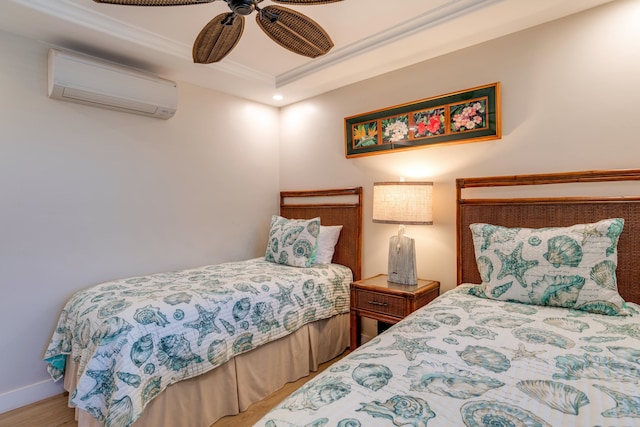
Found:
469,218 -> 629,315
265,215 -> 320,267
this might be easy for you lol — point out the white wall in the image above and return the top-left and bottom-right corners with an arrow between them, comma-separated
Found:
0,31 -> 280,411
279,0 -> 640,335
3,0 -> 640,413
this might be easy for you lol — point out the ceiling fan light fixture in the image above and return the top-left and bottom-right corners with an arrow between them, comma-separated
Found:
227,0 -> 256,15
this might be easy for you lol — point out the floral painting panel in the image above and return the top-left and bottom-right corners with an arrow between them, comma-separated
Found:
344,83 -> 500,157
413,108 -> 445,138
382,115 -> 409,144
450,98 -> 487,133
352,120 -> 378,149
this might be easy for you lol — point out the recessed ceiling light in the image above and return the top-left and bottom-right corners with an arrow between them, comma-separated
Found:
273,94 -> 283,101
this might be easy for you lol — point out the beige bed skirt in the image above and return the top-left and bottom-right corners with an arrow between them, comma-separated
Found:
64,313 -> 349,427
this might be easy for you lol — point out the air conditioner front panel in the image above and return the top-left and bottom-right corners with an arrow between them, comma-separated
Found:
47,49 -> 178,120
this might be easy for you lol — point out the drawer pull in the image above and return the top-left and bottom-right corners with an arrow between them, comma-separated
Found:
368,300 -> 388,307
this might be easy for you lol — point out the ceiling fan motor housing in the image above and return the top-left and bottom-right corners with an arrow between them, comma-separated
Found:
227,0 -> 256,15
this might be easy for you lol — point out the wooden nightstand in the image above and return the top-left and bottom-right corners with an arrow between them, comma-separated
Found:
350,274 -> 440,349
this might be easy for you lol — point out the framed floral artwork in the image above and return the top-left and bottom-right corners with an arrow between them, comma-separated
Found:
344,82 -> 500,158
352,120 -> 378,148
381,114 -> 409,144
413,108 -> 445,138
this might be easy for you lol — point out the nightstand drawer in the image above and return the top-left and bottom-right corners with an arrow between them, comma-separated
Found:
350,274 -> 440,350
353,289 -> 405,317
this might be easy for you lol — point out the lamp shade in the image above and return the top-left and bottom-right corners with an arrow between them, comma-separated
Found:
373,182 -> 433,225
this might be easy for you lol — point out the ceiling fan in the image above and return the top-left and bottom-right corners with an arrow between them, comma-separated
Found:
93,0 -> 342,63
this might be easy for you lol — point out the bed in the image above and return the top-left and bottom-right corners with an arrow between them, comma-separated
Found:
43,187 -> 362,427
255,169 -> 640,427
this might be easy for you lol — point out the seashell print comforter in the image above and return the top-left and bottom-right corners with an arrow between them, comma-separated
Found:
44,258 -> 352,427
255,284 -> 640,427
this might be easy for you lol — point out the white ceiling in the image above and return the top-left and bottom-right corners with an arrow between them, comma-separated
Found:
1,0 -> 614,106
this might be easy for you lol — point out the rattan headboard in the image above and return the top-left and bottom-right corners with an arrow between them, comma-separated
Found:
280,187 -> 362,281
457,169 -> 640,305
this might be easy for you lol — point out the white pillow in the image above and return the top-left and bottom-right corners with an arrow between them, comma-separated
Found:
312,225 -> 343,264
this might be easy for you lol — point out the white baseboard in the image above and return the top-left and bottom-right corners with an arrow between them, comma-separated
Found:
0,379 -> 65,414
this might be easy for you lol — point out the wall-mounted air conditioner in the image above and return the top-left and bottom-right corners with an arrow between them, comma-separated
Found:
47,49 -> 178,120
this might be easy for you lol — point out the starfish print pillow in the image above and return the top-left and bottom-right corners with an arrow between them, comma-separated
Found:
469,218 -> 629,315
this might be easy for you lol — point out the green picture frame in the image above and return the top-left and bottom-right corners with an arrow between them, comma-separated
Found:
345,82 -> 501,158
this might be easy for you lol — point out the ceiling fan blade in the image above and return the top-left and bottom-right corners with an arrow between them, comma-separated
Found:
256,5 -> 333,59
271,0 -> 342,4
93,0 -> 214,5
193,13 -> 245,63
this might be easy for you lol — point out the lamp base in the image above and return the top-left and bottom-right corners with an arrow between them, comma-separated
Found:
387,234 -> 417,285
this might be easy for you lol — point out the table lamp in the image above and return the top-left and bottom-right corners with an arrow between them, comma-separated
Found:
372,181 -> 433,285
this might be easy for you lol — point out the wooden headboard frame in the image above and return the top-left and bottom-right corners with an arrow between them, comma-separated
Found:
457,169 -> 640,305
280,187 -> 363,281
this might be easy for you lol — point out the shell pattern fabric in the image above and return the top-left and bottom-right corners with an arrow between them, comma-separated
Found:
44,258 -> 351,427
469,219 -> 628,315
256,285 -> 640,427
265,215 -> 321,267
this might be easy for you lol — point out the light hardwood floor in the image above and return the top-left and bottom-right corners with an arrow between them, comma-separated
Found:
0,351 -> 347,427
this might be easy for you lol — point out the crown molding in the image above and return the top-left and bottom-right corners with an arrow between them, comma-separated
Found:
275,0 -> 501,87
